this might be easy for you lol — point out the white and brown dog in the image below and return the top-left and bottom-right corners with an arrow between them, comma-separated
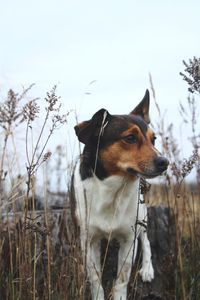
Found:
73,90 -> 168,300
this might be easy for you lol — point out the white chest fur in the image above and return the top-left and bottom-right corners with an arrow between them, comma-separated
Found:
74,162 -> 142,241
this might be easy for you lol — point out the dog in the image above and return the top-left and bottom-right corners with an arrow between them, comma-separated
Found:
73,90 -> 169,300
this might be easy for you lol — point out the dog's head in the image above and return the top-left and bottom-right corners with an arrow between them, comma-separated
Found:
75,90 -> 169,179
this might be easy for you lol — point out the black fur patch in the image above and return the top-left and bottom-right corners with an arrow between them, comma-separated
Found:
80,146 -> 108,180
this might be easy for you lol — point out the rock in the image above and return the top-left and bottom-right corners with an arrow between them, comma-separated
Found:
128,205 -> 176,300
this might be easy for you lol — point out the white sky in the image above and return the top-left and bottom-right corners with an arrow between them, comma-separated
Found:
0,0 -> 200,168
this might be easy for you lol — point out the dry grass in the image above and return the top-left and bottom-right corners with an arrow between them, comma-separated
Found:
0,58 -> 200,299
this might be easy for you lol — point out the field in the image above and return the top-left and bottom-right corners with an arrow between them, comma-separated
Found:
0,58 -> 200,299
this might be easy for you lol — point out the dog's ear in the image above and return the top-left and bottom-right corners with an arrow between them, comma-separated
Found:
74,109 -> 110,144
130,89 -> 150,124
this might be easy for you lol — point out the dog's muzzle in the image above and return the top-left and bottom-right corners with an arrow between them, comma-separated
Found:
127,156 -> 169,179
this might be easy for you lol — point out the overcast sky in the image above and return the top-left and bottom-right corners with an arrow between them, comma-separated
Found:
0,0 -> 200,163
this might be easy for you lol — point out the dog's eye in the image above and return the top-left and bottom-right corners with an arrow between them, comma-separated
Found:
152,136 -> 157,145
123,134 -> 138,144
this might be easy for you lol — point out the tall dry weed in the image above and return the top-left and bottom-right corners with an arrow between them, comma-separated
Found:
149,57 -> 200,299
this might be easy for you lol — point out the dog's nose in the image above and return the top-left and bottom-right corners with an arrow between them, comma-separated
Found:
154,156 -> 169,172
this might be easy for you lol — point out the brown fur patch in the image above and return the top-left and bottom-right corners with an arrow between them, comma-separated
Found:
100,125 -> 158,177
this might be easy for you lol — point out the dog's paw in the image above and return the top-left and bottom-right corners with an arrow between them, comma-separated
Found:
139,262 -> 154,282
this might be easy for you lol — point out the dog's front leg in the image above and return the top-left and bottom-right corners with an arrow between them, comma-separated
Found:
137,203 -> 154,282
86,239 -> 105,300
139,229 -> 154,282
113,238 -> 136,300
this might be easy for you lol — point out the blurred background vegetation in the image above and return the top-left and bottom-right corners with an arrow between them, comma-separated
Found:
0,58 -> 199,299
